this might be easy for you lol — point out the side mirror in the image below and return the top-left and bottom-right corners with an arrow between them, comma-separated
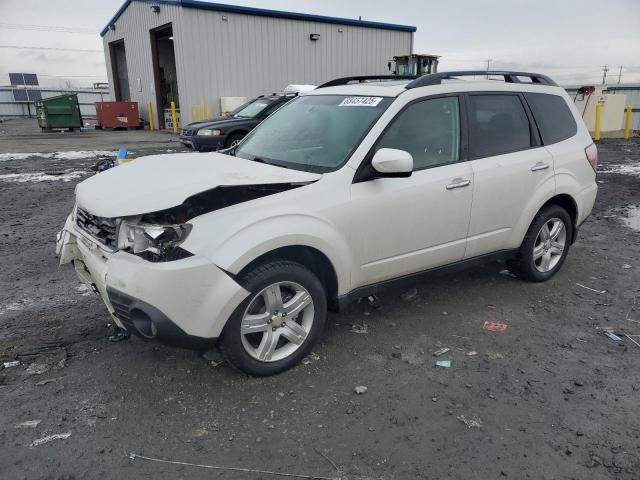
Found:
371,148 -> 413,177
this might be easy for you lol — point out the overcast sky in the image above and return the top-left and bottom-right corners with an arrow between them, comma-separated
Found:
1,0 -> 639,88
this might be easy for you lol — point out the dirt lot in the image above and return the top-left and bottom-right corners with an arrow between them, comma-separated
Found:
1,118 -> 639,480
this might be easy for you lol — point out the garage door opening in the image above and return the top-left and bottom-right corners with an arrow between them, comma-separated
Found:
109,40 -> 130,101
150,24 -> 180,130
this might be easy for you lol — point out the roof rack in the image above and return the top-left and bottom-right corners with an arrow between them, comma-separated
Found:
317,75 -> 418,88
405,71 -> 558,89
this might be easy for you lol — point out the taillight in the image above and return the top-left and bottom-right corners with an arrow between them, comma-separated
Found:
585,143 -> 598,172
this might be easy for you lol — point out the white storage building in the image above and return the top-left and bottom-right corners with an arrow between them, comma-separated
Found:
101,0 -> 416,128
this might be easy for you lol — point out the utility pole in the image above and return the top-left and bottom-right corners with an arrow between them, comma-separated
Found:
601,64 -> 609,85
617,65 -> 623,84
485,59 -> 492,79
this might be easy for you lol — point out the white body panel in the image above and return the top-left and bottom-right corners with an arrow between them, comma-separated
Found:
466,147 -> 555,258
349,162 -> 473,286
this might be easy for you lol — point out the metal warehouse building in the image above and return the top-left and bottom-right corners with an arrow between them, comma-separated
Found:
101,0 -> 416,128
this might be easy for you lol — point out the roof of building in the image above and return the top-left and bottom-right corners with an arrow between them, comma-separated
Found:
100,0 -> 418,37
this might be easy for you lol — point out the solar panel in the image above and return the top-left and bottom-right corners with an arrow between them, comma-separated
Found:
8,73 -> 39,86
12,89 -> 28,102
9,73 -> 23,86
27,89 -> 42,101
23,73 -> 39,86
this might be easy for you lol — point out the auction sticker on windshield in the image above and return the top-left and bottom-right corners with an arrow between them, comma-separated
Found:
339,97 -> 383,107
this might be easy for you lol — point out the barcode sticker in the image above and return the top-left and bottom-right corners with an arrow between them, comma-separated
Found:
339,97 -> 383,107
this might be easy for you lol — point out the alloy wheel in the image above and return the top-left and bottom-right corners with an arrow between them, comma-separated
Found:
533,217 -> 567,273
240,281 -> 314,362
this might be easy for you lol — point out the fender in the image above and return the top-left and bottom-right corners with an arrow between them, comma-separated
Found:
507,174 -> 558,248
510,182 -> 579,249
197,214 -> 353,295
554,170 -> 587,220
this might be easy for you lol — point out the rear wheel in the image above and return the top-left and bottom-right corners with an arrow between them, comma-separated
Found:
511,205 -> 573,282
219,260 -> 326,376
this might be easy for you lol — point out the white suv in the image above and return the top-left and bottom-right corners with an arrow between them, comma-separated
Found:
56,71 -> 598,375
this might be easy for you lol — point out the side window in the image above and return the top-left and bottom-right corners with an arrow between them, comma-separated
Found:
525,93 -> 577,145
377,97 -> 460,170
468,94 -> 532,158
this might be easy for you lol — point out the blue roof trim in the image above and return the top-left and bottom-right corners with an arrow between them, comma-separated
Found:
100,0 -> 417,37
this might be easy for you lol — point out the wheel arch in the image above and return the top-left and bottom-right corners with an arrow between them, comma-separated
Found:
236,245 -> 340,311
224,128 -> 251,146
538,193 -> 579,243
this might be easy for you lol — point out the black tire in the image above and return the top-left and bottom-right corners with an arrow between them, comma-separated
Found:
224,132 -> 245,148
511,205 -> 573,282
219,260 -> 327,376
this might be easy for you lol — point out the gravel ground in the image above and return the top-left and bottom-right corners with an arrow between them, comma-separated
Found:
1,118 -> 639,480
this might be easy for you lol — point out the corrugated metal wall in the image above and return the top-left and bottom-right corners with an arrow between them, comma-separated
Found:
102,2 -> 412,126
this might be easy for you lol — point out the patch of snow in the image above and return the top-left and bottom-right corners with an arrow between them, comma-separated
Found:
0,150 -> 119,162
621,205 -> 640,232
600,162 -> 640,177
75,284 -> 93,297
53,150 -> 119,160
0,170 -> 89,183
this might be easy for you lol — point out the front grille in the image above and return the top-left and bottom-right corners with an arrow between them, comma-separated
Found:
107,288 -> 132,324
181,128 -> 194,136
76,208 -> 118,249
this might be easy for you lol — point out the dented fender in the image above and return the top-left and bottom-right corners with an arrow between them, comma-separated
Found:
208,214 -> 352,295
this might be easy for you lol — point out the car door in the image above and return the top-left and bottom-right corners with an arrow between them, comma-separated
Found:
348,95 -> 474,287
464,93 -> 556,258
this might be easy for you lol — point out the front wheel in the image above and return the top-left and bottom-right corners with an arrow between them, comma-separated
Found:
219,260 -> 327,376
511,205 -> 573,282
225,132 -> 245,148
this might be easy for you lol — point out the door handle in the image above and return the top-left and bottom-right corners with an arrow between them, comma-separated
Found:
531,162 -> 550,172
446,179 -> 471,190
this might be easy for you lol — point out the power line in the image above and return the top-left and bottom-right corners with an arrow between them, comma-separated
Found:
39,74 -> 107,79
0,22 -> 96,35
0,45 -> 102,53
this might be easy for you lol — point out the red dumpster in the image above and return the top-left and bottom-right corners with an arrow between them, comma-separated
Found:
95,101 -> 140,129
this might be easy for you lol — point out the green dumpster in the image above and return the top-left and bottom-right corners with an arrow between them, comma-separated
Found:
36,94 -> 83,131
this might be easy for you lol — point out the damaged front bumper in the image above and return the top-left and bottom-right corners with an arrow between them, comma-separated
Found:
56,213 -> 250,349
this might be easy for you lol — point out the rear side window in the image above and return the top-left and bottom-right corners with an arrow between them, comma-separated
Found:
525,93 -> 577,145
468,94 -> 532,158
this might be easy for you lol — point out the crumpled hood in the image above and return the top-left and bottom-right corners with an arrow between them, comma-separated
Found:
75,152 -> 321,218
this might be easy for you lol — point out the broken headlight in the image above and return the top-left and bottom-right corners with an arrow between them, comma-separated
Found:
117,222 -> 193,259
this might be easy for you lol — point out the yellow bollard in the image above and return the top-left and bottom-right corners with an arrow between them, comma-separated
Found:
170,101 -> 178,134
205,103 -> 210,119
594,103 -> 602,142
200,103 -> 205,121
147,101 -> 155,131
624,105 -> 632,141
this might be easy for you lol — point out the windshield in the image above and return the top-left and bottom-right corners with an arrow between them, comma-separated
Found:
233,98 -> 276,118
234,95 -> 393,172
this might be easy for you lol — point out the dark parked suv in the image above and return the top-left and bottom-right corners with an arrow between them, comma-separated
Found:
179,94 -> 295,151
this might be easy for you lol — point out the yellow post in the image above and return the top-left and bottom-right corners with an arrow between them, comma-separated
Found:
170,101 -> 178,134
200,103 -> 205,120
624,105 -> 632,140
147,101 -> 155,131
205,103 -> 210,119
594,103 -> 602,142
